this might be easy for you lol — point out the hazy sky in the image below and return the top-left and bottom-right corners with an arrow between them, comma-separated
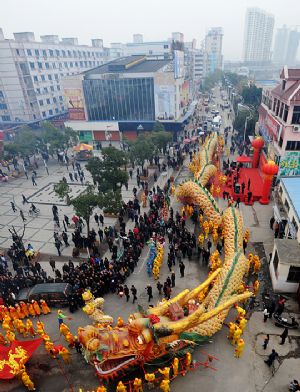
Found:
1,0 -> 300,60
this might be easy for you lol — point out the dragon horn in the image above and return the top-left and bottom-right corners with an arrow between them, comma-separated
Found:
183,268 -> 221,304
153,291 -> 252,336
147,290 -> 190,317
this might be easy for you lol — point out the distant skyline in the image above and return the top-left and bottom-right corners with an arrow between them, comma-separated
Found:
1,0 -> 300,61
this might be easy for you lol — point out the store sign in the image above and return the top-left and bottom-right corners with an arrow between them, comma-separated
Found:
278,151 -> 300,176
265,113 -> 281,141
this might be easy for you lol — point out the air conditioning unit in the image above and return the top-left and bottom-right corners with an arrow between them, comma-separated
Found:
293,126 -> 300,133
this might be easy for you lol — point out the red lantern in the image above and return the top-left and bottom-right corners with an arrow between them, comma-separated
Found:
260,160 -> 279,205
251,137 -> 264,168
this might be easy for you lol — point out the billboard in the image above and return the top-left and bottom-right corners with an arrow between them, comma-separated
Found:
174,50 -> 184,79
154,85 -> 175,120
264,113 -> 281,142
180,80 -> 190,107
278,152 -> 300,176
64,88 -> 86,121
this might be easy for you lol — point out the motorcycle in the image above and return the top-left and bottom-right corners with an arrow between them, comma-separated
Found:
274,312 -> 299,329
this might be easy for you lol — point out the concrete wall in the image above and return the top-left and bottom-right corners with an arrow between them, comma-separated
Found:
270,243 -> 299,292
278,182 -> 300,243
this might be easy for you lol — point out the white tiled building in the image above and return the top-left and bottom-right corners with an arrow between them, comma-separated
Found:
243,7 -> 274,63
0,28 -> 108,123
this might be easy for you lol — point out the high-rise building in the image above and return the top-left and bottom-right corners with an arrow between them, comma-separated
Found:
133,34 -> 143,44
243,8 -> 274,63
204,27 -> 223,75
273,26 -> 300,66
0,28 -> 108,124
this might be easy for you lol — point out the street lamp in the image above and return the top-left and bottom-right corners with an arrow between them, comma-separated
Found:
238,103 -> 253,142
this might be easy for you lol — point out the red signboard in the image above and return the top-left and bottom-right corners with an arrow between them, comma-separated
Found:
265,113 -> 281,141
69,108 -> 86,121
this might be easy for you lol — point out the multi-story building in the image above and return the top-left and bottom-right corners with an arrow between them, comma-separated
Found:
194,49 -> 204,80
0,28 -> 108,124
273,25 -> 300,66
243,7 -> 274,63
258,66 -> 300,170
133,34 -> 143,44
63,55 -> 189,143
204,27 -> 223,75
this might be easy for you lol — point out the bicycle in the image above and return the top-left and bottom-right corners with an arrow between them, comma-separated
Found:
28,208 -> 40,217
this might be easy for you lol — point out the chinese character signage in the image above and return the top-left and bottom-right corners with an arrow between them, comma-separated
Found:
279,152 -> 300,176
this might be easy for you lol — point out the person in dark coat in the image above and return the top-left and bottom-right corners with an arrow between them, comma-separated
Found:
124,285 -> 130,302
146,285 -> 153,302
279,327 -> 288,345
131,285 -> 137,304
264,349 -> 278,367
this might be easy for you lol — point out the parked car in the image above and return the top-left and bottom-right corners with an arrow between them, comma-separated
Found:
17,283 -> 73,307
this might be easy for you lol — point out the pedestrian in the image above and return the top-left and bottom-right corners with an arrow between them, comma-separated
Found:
247,178 -> 251,190
264,349 -> 278,367
207,239 -> 212,252
55,239 -> 62,256
54,215 -> 60,228
98,228 -> 103,242
49,258 -> 56,272
146,285 -> 153,302
64,215 -> 70,226
10,202 -> 17,212
31,174 -> 37,186
74,172 -> 78,181
124,285 -> 130,302
241,182 -> 245,194
62,232 -> 69,247
263,307 -> 269,322
179,261 -> 185,277
129,169 -> 133,179
131,285 -> 137,304
171,271 -> 176,287
279,327 -> 288,345
99,214 -> 104,227
20,210 -> 26,222
22,194 -> 28,204
269,300 -> 276,319
157,281 -> 163,295
94,213 -> 99,226
235,197 -> 241,208
263,334 -> 269,350
68,172 -> 74,182
269,216 -> 275,230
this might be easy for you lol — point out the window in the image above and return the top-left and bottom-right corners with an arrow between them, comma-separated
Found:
75,62 -> 78,67
2,115 -> 11,121
286,141 -> 300,151
49,109 -> 53,115
0,103 -> 7,110
45,62 -> 50,69
273,250 -> 279,273
64,62 -> 68,68
61,106 -> 65,110
36,88 -> 41,94
16,49 -> 20,56
49,49 -> 54,57
38,62 -> 43,69
73,50 -> 77,57
53,97 -> 57,103
149,50 -> 153,54
39,99 -> 44,106
41,75 -> 46,81
287,266 -> 300,282
284,199 -> 290,211
54,74 -> 58,80
70,62 -> 73,67
292,106 -> 300,124
0,91 -> 4,98
50,86 -> 54,92
35,49 -> 39,56
29,62 -> 35,70
67,50 -> 71,57
46,98 -> 50,104
62,50 -> 66,57
33,75 -> 38,82
59,95 -> 63,101
164,44 -> 169,49
43,87 -> 48,93
55,108 -> 59,113
57,86 -> 61,91
48,74 -> 52,80
283,104 -> 289,122
27,49 -> 32,56
42,50 -> 47,57
53,63 -> 56,69
292,217 -> 298,233
42,111 -> 46,117
55,49 -> 60,56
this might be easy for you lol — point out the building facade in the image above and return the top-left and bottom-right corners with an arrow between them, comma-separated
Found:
273,25 -> 300,66
204,27 -> 223,75
243,8 -> 274,63
0,28 -> 108,124
64,55 -> 189,143
258,67 -> 300,170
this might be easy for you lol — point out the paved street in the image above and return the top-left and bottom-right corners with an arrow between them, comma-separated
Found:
1,87 -> 299,392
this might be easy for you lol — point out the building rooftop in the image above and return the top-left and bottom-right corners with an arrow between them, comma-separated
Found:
274,238 -> 300,265
84,55 -> 171,76
280,66 -> 300,80
281,176 -> 300,220
272,81 -> 300,102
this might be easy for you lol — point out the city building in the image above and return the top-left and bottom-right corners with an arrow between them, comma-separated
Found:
125,41 -> 171,59
0,28 -> 108,124
273,25 -> 300,66
258,66 -> 300,169
193,49 -> 205,80
133,34 -> 143,44
204,27 -> 223,75
243,8 -> 274,63
63,55 -> 191,142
